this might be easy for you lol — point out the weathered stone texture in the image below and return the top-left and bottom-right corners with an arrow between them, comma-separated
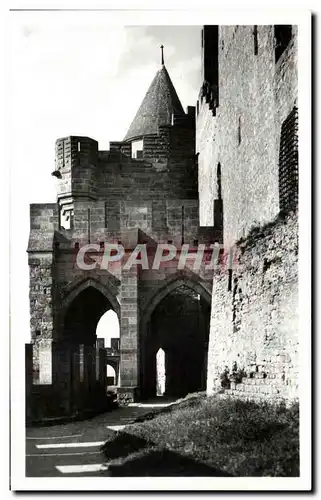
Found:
27,30 -> 299,411
55,136 -> 99,200
197,25 -> 299,404
207,213 -> 298,401
27,92 -> 214,405
197,25 -> 298,246
29,254 -> 54,341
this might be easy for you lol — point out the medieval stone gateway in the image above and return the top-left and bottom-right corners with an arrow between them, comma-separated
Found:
26,24 -> 299,421
26,58 -> 220,419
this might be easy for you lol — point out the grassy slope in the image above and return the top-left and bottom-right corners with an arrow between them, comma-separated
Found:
103,394 -> 299,477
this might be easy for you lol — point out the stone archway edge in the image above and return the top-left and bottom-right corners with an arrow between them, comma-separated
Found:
140,271 -> 212,331
61,276 -> 121,320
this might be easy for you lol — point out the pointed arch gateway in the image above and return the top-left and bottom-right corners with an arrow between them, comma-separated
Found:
140,274 -> 212,399
60,278 -> 120,346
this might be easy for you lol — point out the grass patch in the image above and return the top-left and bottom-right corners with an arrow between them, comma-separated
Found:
133,392 -> 207,423
108,395 -> 299,477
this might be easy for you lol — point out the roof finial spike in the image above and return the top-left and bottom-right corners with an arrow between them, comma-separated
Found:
160,44 -> 164,66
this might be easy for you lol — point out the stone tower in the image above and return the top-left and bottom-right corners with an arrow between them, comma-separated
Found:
27,51 -> 222,419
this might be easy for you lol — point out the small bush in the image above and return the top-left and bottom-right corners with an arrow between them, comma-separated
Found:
231,361 -> 247,383
220,367 -> 230,388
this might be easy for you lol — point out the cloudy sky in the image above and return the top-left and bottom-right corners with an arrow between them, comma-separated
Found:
9,13 -> 202,345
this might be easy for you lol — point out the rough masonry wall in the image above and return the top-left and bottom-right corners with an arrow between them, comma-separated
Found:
207,213 -> 298,402
98,123 -> 197,203
28,196 -> 216,348
29,255 -> 54,341
29,254 -> 55,382
197,25 -> 298,246
98,160 -> 197,202
28,203 -> 59,379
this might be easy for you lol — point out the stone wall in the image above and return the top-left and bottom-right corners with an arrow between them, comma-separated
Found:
29,254 -> 54,341
53,112 -> 197,209
26,342 -> 108,422
98,153 -> 197,204
28,253 -> 55,381
197,25 -> 298,246
206,212 -> 298,402
55,136 -> 99,201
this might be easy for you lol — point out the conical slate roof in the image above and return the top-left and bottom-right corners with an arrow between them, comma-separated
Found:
124,65 -> 185,142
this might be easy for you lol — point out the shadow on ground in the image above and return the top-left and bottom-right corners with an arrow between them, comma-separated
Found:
102,431 -> 232,477
132,393 -> 206,423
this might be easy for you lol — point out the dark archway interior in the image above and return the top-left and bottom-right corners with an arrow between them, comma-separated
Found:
64,286 -> 113,346
142,285 -> 211,399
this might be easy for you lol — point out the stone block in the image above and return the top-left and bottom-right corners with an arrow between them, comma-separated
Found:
117,386 -> 140,405
37,340 -> 53,385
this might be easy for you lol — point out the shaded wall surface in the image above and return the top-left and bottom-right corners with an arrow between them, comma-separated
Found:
197,25 -> 299,403
26,342 -> 107,422
197,25 -> 298,246
142,286 -> 210,399
207,213 -> 298,402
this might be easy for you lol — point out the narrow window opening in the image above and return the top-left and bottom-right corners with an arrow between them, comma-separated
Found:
228,269 -> 233,292
274,25 -> 292,63
181,205 -> 185,245
62,140 -> 65,168
253,25 -> 258,55
238,117 -> 242,145
104,202 -> 108,228
156,348 -> 166,396
263,258 -> 272,273
217,162 -> 222,199
202,26 -> 219,111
